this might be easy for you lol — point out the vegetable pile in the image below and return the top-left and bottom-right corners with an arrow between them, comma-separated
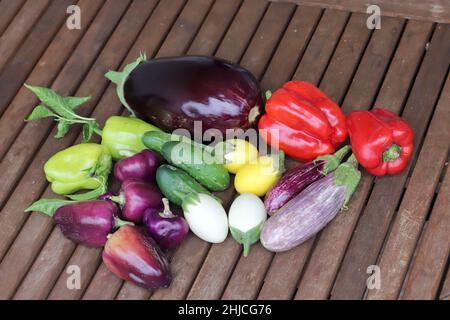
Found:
23,54 -> 414,290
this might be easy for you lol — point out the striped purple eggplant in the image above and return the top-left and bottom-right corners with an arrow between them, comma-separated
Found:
264,146 -> 351,215
261,155 -> 360,252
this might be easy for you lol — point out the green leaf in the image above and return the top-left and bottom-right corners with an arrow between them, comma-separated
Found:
65,95 -> 91,110
25,105 -> 57,121
82,122 -> 94,142
55,120 -> 71,139
105,53 -> 147,117
25,198 -> 75,217
24,84 -> 78,120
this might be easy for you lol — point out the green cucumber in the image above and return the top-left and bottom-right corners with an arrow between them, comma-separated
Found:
142,131 -> 212,154
161,141 -> 230,191
156,165 -> 219,206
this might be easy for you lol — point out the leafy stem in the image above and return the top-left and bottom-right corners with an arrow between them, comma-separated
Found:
24,84 -> 101,142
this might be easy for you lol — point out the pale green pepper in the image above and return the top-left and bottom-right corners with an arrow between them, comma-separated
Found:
101,116 -> 161,160
44,143 -> 112,199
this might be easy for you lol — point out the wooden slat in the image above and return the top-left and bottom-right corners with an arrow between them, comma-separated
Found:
78,0 -> 191,300
12,1 -> 162,301
0,0 -> 133,300
295,20 -> 434,300
0,0 -> 103,171
331,23 -> 450,300
291,9 -> 350,84
156,2 -> 297,301
221,12 -> 372,300
367,74 -> 450,300
151,0 -> 295,301
0,0 -> 127,259
257,10 -> 350,300
401,168 -> 450,298
258,9 -> 349,299
272,0 -> 450,24
10,0 -> 189,301
0,0 -> 51,72
440,260 -> 450,300
76,0 -> 214,299
0,0 -> 75,117
0,0 -> 26,36
86,0 -> 218,300
188,4 -> 323,300
116,0 -> 243,300
259,14 -> 403,300
0,0 -> 104,259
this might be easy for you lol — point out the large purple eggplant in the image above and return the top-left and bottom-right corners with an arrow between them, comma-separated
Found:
106,55 -> 263,136
102,225 -> 171,289
261,155 -> 361,253
54,200 -> 130,247
264,146 -> 351,215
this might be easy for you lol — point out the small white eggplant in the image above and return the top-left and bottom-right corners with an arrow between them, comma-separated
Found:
228,193 -> 267,256
182,193 -> 228,243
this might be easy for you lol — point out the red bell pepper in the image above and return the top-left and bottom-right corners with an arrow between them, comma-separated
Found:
258,81 -> 347,162
347,108 -> 413,176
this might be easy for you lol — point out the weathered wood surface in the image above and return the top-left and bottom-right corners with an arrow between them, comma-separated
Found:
0,0 -> 448,300
271,0 -> 450,24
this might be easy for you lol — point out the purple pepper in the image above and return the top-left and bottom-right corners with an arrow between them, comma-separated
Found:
54,200 -> 132,247
143,198 -> 189,251
102,225 -> 171,289
114,150 -> 159,183
111,179 -> 163,223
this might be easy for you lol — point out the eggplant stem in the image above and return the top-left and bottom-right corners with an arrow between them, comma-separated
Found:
346,154 -> 358,167
334,145 -> 351,162
243,242 -> 251,257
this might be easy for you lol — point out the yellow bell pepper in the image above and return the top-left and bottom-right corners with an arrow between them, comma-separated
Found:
234,151 -> 285,196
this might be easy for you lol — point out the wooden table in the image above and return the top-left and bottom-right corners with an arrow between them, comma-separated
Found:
0,0 -> 448,300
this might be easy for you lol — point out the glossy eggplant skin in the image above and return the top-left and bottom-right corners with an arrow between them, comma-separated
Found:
264,160 -> 326,215
124,56 -> 263,136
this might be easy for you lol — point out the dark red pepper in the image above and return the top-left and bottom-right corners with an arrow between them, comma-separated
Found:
259,81 -> 347,162
346,108 -> 414,176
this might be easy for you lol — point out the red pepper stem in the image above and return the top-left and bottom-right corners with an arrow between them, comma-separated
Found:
383,144 -> 401,163
265,90 -> 272,100
159,198 -> 175,218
